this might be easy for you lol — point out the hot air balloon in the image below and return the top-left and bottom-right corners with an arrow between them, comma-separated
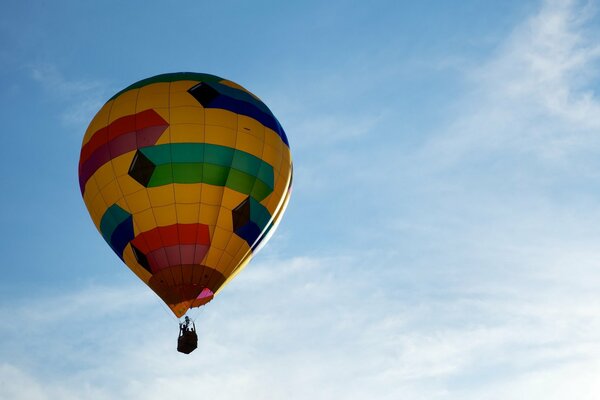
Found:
78,72 -> 292,353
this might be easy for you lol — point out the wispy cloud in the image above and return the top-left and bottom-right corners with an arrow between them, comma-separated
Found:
30,64 -> 109,129
425,0 -> 600,163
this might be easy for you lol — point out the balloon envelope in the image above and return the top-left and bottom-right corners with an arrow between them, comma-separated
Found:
78,72 -> 292,317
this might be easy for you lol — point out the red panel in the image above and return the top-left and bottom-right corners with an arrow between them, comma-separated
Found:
159,225 -> 180,247
108,113 -> 136,141
136,108 -> 168,130
80,127 -> 108,163
178,224 -> 199,244
197,224 -> 210,244
132,223 -> 210,254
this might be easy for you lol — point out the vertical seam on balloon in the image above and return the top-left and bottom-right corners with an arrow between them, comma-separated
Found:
211,106 -> 240,286
166,80 -> 187,315
193,81 -> 207,292
167,82 -> 187,312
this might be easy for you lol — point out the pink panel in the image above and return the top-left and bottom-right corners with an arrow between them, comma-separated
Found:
193,244 -> 209,264
196,288 -> 214,300
179,244 -> 196,264
147,248 -> 169,270
164,246 -> 182,266
108,131 -> 137,157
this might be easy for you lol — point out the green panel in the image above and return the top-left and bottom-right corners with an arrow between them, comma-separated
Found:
204,144 -> 235,167
203,163 -> 230,186
250,179 -> 273,202
148,165 -> 172,187
231,150 -> 261,176
256,162 -> 274,189
173,163 -> 203,183
227,169 -> 256,197
140,146 -> 171,165
171,143 -> 204,163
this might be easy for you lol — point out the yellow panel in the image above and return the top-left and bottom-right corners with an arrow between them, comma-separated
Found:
198,203 -> 219,226
88,208 -> 102,231
169,123 -> 204,143
200,184 -> 224,205
100,179 -> 123,206
235,131 -> 263,158
125,188 -> 151,214
204,125 -> 236,148
212,226 -> 232,250
83,174 -> 101,206
170,80 -> 202,93
262,143 -> 283,173
82,100 -> 113,146
224,234 -> 246,261
114,89 -> 138,104
123,245 -> 151,283
220,187 -> 247,210
175,203 -> 200,224
170,90 -> 200,107
173,183 -> 202,204
116,174 -> 143,196
136,93 -> 169,110
139,82 -> 170,96
153,204 -> 177,227
237,115 -> 265,142
155,126 -> 172,145
109,98 -> 137,123
133,208 -> 158,233
264,128 -> 284,153
204,247 -> 223,267
92,162 -> 117,189
205,108 -> 237,130
216,252 -> 234,273
90,193 -> 108,220
147,185 -> 175,207
216,208 -> 233,230
170,106 -> 204,125
111,151 -> 136,177
280,149 -> 292,172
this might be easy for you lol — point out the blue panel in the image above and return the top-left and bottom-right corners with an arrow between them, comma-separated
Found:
110,216 -> 134,259
234,221 -> 262,248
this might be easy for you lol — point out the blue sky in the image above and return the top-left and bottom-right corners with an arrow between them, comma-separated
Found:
2,0 -> 600,398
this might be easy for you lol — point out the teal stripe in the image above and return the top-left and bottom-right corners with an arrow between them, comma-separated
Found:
249,197 -> 271,228
100,204 -> 131,242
